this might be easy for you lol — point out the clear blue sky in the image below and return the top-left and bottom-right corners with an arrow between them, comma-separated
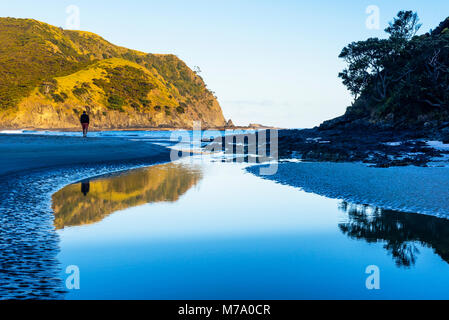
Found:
1,0 -> 449,128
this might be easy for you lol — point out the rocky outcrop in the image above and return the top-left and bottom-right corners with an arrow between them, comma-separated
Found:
225,119 -> 235,128
274,119 -> 449,167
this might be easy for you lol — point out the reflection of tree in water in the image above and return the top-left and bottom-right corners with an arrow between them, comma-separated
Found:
52,163 -> 202,229
338,202 -> 449,267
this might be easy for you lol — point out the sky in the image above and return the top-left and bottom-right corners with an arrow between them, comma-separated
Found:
1,0 -> 449,128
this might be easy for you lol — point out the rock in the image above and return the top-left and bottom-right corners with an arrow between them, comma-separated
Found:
225,119 -> 235,128
424,121 -> 438,129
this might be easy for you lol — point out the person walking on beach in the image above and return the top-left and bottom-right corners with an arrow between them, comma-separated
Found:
80,111 -> 90,138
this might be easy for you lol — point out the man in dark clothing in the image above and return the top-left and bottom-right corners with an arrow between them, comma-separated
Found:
80,111 -> 90,137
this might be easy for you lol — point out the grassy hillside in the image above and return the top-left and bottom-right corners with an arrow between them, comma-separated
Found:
0,17 -> 226,129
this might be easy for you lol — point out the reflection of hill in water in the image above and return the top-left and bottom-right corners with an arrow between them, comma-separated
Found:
52,163 -> 202,229
338,202 -> 449,267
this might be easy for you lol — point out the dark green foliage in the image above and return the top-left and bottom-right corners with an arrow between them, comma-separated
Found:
339,11 -> 449,123
51,93 -> 65,103
92,78 -> 105,88
93,65 -> 154,110
121,51 -> 142,63
176,106 -> 185,114
154,105 -> 161,112
139,98 -> 151,108
432,17 -> 449,36
41,79 -> 66,103
72,87 -> 88,97
39,79 -> 58,95
130,101 -> 140,110
385,11 -> 422,41
107,95 -> 124,111
144,54 -> 206,98
164,106 -> 172,116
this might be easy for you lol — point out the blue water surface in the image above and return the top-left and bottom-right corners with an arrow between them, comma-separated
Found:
55,156 -> 449,300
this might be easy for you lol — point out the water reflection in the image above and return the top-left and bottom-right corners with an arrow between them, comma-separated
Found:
338,202 -> 449,267
52,163 -> 202,229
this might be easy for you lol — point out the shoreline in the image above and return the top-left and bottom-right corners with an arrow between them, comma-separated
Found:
0,125 -> 282,133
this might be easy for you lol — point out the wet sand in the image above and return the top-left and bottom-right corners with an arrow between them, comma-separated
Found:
248,162 -> 449,218
0,134 -> 171,178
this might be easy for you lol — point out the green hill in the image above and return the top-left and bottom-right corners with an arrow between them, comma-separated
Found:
0,18 -> 226,129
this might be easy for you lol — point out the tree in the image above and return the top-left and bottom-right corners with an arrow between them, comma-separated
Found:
339,38 -> 395,101
385,11 -> 422,41
339,11 -> 449,122
339,11 -> 422,103
414,37 -> 449,108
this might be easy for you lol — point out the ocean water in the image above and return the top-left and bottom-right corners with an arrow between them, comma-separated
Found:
2,130 -> 449,300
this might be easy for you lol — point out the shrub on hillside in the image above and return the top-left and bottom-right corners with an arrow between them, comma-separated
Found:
51,93 -> 65,103
130,101 -> 140,110
72,87 -> 88,97
108,95 -> 124,111
176,106 -> 185,114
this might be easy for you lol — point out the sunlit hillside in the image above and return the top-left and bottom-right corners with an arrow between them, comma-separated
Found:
0,18 -> 226,129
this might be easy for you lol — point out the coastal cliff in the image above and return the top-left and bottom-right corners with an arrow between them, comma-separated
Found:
0,18 -> 226,129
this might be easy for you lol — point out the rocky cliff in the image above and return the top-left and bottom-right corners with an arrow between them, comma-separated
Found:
0,18 -> 226,129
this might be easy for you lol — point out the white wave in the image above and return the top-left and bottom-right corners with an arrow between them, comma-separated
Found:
0,129 -> 26,134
